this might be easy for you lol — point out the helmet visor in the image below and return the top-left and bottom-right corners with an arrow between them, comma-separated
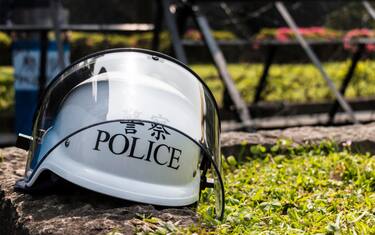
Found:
21,49 -> 223,217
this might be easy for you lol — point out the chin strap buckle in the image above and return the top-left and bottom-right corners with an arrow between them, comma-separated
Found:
16,133 -> 33,151
201,177 -> 214,189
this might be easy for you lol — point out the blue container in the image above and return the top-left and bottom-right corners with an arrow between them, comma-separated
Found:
12,40 -> 70,135
15,90 -> 39,134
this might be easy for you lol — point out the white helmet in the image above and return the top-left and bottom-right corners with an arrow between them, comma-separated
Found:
15,48 -> 224,219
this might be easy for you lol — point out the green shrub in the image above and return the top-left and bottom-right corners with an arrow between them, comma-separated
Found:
0,32 -> 11,65
69,31 -> 171,60
0,32 -> 11,46
0,30 -> 238,63
0,66 -> 14,111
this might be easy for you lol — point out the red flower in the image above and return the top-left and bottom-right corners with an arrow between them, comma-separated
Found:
344,28 -> 375,52
274,27 -> 339,42
184,29 -> 202,41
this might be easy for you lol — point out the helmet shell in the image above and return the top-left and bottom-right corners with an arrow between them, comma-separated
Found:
21,49 -> 221,208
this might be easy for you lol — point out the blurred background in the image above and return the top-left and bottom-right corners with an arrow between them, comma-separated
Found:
2,0 -> 375,145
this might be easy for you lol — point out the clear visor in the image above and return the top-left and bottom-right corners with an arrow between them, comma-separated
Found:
23,49 -> 223,218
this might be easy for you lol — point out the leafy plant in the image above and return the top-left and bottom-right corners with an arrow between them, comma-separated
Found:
255,27 -> 343,42
0,66 -> 14,111
343,29 -> 375,52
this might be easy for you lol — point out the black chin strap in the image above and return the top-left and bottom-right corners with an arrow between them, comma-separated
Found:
200,150 -> 225,220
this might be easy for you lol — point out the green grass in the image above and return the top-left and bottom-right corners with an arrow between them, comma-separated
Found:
191,60 -> 375,106
2,60 -> 375,111
131,142 -> 375,234
191,143 -> 375,234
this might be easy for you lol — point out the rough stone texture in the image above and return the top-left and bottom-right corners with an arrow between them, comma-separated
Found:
0,148 -> 198,235
221,123 -> 375,156
2,123 -> 375,234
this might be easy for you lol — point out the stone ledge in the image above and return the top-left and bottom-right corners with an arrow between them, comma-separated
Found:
221,123 -> 375,156
0,148 -> 197,235
2,123 -> 375,234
